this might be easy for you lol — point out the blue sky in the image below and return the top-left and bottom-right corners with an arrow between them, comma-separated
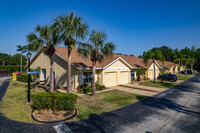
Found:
0,0 -> 200,56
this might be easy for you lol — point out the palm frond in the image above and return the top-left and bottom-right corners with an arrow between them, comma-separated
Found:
54,12 -> 88,47
78,42 -> 92,58
101,42 -> 115,57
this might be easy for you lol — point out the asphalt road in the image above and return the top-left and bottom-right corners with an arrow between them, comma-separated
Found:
0,74 -> 200,133
0,76 -> 56,133
65,73 -> 200,133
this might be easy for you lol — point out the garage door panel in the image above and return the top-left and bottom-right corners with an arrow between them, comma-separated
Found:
119,71 -> 129,85
104,72 -> 117,87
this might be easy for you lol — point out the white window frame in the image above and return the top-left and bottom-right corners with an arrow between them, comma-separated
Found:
82,72 -> 92,84
131,70 -> 136,79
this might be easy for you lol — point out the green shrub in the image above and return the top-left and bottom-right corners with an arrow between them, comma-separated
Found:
31,92 -> 78,111
77,82 -> 106,94
17,75 -> 21,81
95,82 -> 106,91
84,85 -> 92,93
20,74 -> 28,82
78,89 -> 84,93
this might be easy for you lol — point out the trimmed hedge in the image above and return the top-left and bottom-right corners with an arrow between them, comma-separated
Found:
17,74 -> 28,82
31,92 -> 78,111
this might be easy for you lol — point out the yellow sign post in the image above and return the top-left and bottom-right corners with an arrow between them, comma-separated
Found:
12,72 -> 17,85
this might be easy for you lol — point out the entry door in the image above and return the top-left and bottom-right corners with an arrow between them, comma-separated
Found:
41,69 -> 46,80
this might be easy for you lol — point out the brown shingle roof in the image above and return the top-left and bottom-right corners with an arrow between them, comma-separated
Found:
55,46 -> 145,69
55,46 -> 178,69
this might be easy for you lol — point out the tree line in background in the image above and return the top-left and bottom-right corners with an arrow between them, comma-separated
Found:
139,45 -> 200,71
0,45 -> 28,72
0,53 -> 27,66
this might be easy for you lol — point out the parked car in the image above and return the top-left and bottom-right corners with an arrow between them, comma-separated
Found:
180,71 -> 187,74
192,70 -> 197,73
187,69 -> 193,74
157,74 -> 178,82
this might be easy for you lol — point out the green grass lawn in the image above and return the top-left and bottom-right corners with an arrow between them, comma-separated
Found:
177,73 -> 196,80
0,80 -> 45,123
0,80 -> 147,123
75,90 -> 147,120
140,81 -> 177,88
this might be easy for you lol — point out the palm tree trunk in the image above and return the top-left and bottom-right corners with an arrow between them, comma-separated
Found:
67,48 -> 71,93
50,57 -> 54,93
91,61 -> 96,96
191,63 -> 193,70
20,51 -> 22,72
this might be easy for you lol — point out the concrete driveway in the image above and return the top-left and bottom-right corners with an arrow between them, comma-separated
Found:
65,73 -> 200,133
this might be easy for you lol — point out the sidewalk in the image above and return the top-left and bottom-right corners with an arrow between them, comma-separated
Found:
57,88 -> 113,96
109,86 -> 157,96
124,83 -> 167,92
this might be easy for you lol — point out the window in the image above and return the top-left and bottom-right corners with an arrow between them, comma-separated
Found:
41,69 -> 46,80
82,72 -> 92,84
131,70 -> 135,79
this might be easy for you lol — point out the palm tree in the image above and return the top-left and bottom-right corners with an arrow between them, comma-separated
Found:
78,30 -> 115,96
142,50 -> 165,82
173,53 -> 186,74
16,45 -> 27,72
143,51 -> 152,67
27,24 -> 60,93
188,57 -> 196,70
182,57 -> 191,76
53,12 -> 88,93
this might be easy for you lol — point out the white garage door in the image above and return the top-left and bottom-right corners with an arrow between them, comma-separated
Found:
104,72 -> 117,87
119,71 -> 129,85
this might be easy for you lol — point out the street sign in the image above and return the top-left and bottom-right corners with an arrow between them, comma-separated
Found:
27,71 -> 39,74
12,73 -> 17,81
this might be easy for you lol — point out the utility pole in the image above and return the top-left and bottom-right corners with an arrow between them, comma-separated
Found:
178,58 -> 180,75
153,58 -> 156,83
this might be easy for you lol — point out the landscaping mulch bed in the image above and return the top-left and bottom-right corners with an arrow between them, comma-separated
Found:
32,109 -> 76,122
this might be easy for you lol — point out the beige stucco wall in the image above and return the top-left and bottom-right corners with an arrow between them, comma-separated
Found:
173,66 -> 179,74
147,63 -> 160,80
30,52 -> 79,90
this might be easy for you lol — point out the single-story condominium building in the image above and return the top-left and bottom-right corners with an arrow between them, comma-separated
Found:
29,46 -> 179,90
